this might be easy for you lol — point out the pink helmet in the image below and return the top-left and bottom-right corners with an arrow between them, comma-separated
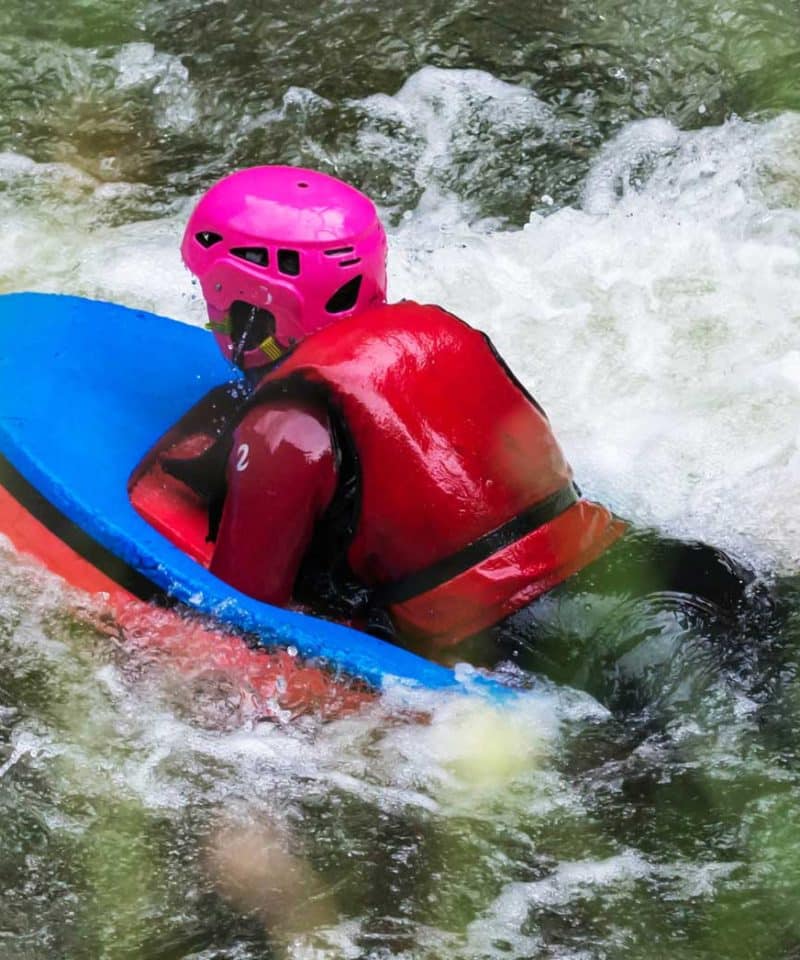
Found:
182,166 -> 388,369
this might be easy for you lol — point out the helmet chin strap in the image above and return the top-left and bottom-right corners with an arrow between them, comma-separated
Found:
257,335 -> 285,362
231,304 -> 259,368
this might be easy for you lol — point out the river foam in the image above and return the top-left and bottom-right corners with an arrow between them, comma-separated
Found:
3,71 -> 800,571
389,101 -> 800,571
2,59 -> 800,958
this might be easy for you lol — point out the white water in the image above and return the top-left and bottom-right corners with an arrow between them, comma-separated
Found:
386,81 -> 800,572
4,67 -> 798,569
2,64 -> 799,956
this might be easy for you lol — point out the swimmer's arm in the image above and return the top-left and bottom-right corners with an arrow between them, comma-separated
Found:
210,402 -> 337,606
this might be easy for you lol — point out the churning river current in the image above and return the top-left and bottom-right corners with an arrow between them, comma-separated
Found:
2,0 -> 800,957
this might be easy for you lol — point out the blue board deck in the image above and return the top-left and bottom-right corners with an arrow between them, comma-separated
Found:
0,292 -> 513,698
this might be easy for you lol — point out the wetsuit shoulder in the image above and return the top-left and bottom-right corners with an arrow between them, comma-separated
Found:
209,400 -> 337,605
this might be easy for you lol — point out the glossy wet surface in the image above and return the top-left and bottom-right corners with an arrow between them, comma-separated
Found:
2,0 -> 800,955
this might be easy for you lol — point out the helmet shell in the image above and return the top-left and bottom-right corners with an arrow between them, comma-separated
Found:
181,166 -> 388,369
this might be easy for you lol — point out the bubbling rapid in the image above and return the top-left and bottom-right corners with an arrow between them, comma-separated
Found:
4,75 -> 799,571
2,56 -> 800,959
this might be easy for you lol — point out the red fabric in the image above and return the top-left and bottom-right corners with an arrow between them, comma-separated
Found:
210,401 -> 337,604
256,301 -> 623,634
128,401 -> 337,609
129,434 -> 215,566
393,501 -> 626,644
133,300 -> 624,647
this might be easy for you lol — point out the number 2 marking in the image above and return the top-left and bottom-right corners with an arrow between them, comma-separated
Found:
236,443 -> 250,472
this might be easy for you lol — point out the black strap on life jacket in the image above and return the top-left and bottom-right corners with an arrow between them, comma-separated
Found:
371,482 -> 580,608
158,371 -> 580,642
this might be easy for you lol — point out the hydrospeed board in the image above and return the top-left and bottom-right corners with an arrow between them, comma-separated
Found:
0,293 -> 510,698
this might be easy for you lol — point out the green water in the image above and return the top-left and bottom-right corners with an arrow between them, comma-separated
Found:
2,0 -> 799,222
2,0 -> 800,957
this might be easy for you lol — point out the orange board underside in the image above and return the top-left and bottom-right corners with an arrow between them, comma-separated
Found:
0,483 -> 131,600
0,479 -> 374,718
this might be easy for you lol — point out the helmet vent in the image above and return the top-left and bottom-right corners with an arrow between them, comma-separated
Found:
231,247 -> 268,267
325,275 -> 362,314
196,231 -> 222,248
324,246 -> 355,257
277,249 -> 300,276
339,257 -> 361,267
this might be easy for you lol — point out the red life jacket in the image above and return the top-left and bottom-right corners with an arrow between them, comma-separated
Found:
253,301 -> 625,644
